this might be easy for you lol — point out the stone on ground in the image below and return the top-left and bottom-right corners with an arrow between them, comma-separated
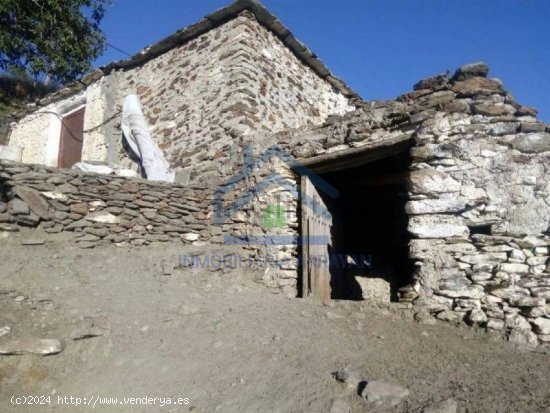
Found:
0,338 -> 64,355
360,380 -> 410,406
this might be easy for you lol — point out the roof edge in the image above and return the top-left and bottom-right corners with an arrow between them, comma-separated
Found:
16,0 -> 362,118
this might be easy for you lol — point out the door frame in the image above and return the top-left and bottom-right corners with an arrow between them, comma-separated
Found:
300,174 -> 333,300
44,93 -> 87,167
58,106 -> 86,168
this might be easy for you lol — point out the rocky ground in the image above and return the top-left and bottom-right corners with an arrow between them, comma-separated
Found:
1,230 -> 549,413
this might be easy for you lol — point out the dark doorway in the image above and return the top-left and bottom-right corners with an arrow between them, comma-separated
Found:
58,107 -> 85,168
309,150 -> 413,302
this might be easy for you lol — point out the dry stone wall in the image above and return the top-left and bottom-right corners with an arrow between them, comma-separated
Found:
401,63 -> 550,347
214,151 -> 300,295
0,160 -> 219,248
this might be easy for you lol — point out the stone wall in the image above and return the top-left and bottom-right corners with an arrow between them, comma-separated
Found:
0,160 -> 217,248
8,11 -> 354,182
214,150 -> 301,294
402,63 -> 550,347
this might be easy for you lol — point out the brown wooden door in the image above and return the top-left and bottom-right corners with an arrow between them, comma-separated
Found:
58,107 -> 85,168
301,175 -> 333,301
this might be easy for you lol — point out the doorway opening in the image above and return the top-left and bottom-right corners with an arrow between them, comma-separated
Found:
58,106 -> 85,168
300,149 -> 413,302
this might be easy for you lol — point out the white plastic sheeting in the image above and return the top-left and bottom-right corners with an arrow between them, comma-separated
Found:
72,162 -> 138,178
120,94 -> 174,182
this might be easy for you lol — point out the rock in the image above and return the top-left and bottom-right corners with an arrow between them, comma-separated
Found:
508,249 -> 526,263
422,398 -> 458,413
84,227 -> 109,237
525,305 -> 550,318
452,77 -> 502,96
405,199 -> 465,215
436,310 -> 464,323
65,219 -> 92,230
0,223 -> 18,232
408,215 -> 469,239
20,238 -> 45,246
70,203 -> 89,215
41,191 -> 69,202
0,326 -> 11,337
498,263 -> 529,274
329,399 -> 351,413
86,212 -> 120,224
516,236 -> 547,249
56,183 -> 78,193
490,122 -> 517,136
9,198 -> 30,215
414,74 -> 450,91
472,103 -> 516,117
0,338 -> 64,355
511,132 -> 550,154
15,212 -> 41,226
532,317 -> 550,335
14,186 -> 52,219
332,369 -> 362,388
437,277 -> 485,299
487,319 -> 505,330
508,296 -> 545,307
467,309 -> 487,324
508,329 -> 538,348
520,122 -> 546,133
408,170 -> 461,196
181,233 -> 199,242
453,62 -> 489,80
14,295 -> 25,302
505,314 -> 531,331
89,200 -> 106,208
354,277 -> 391,302
360,380 -> 410,406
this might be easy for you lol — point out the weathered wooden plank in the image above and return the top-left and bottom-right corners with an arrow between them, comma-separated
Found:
295,135 -> 414,174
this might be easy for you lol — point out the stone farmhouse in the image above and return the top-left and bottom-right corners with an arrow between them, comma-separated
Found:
1,0 -> 550,346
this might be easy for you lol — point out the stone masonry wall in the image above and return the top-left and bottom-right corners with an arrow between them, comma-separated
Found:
214,151 -> 301,295
8,11 -> 354,183
0,160 -> 218,248
403,64 -> 550,347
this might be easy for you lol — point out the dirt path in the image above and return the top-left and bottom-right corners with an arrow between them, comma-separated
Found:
1,231 -> 549,412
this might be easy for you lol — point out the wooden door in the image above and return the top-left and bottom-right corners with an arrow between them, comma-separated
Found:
301,175 -> 333,301
58,107 -> 85,168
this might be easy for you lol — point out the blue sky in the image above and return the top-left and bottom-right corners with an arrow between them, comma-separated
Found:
95,0 -> 550,122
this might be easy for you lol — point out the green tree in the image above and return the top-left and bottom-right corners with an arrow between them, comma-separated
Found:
0,0 -> 110,84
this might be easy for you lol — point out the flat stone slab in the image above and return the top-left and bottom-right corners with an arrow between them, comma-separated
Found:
360,380 -> 410,406
20,238 -> 46,246
0,338 -> 64,356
